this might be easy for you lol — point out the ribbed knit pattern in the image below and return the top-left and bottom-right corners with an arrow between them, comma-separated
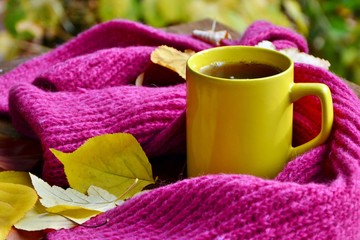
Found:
235,20 -> 309,52
46,63 -> 360,240
2,20 -> 210,186
9,83 -> 187,186
0,20 -> 211,112
1,20 -> 359,239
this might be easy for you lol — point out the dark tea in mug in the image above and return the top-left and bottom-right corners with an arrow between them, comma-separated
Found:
199,61 -> 282,79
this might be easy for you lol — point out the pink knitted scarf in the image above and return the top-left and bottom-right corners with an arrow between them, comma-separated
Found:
1,20 -> 359,239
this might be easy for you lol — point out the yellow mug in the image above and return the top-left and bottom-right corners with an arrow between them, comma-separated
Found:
186,46 -> 333,178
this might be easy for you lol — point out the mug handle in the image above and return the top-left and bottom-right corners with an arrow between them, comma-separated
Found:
289,83 -> 334,158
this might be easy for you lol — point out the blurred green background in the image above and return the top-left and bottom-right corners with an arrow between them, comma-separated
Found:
0,0 -> 359,83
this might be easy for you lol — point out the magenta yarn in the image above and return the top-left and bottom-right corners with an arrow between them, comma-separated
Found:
0,20 -> 359,239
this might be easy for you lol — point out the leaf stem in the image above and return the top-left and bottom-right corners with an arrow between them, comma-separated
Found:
117,178 -> 139,200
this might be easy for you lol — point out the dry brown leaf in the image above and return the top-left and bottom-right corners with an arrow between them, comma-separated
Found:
150,45 -> 195,79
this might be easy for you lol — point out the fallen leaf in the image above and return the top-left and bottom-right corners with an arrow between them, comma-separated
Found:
280,48 -> 330,70
0,171 -> 32,187
14,202 -> 76,231
51,133 -> 154,199
256,40 -> 330,69
151,45 -> 195,79
29,173 -> 123,224
0,182 -> 37,240
46,205 -> 101,224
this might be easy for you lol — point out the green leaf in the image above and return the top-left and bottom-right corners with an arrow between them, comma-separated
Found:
50,133 -> 154,199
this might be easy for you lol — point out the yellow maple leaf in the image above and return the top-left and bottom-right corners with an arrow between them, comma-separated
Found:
151,45 -> 195,79
0,182 -> 38,239
51,133 -> 154,199
29,173 -> 123,224
14,202 -> 76,231
46,205 -> 101,224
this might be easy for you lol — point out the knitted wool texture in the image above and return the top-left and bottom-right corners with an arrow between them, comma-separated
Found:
1,20 -> 359,239
3,20 -> 212,186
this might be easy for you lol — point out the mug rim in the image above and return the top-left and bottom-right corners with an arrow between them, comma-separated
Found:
187,46 -> 293,82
